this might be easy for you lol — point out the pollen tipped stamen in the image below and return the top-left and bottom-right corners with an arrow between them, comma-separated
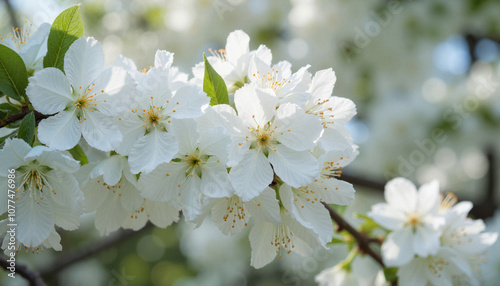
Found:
208,48 -> 227,61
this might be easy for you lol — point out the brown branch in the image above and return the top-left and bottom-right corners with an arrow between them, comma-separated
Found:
340,173 -> 385,192
0,255 -> 46,286
322,202 -> 385,267
0,106 -> 50,128
39,223 -> 154,278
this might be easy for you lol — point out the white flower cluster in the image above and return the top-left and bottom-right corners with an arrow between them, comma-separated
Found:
368,178 -> 497,285
0,28 -> 358,268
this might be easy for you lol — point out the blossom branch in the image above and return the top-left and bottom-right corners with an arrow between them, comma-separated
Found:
0,255 -> 46,286
322,202 -> 385,267
39,223 -> 154,278
0,106 -> 50,128
341,173 -> 385,192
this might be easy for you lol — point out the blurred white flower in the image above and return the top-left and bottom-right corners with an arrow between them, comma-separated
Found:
368,178 -> 445,266
0,22 -> 50,71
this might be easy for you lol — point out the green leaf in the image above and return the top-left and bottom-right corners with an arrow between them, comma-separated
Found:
0,103 -> 20,113
383,267 -> 398,283
68,144 -> 88,165
0,129 -> 17,149
17,112 -> 35,146
43,4 -> 84,71
203,53 -> 229,106
0,45 -> 29,101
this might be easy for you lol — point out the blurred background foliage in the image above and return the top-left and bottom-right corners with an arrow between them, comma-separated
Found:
1,0 -> 500,285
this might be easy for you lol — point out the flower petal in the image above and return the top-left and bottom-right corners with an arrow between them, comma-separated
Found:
413,225 -> 441,257
115,112 -> 146,156
309,178 -> 355,205
229,148 -> 273,202
225,30 -> 250,64
129,129 -> 178,174
64,37 -> 104,89
280,184 -> 333,245
16,191 -> 54,247
384,177 -> 418,212
246,187 -> 281,224
180,175 -> 203,221
170,118 -> 199,155
95,194 -> 128,236
90,155 -> 124,186
0,138 -> 31,176
234,84 -> 277,128
268,145 -> 319,188
416,180 -> 440,214
249,220 -> 278,269
200,157 -> 233,198
273,103 -> 323,151
26,67 -> 73,114
24,146 -> 80,173
93,66 -> 134,116
368,204 -> 406,230
308,68 -> 336,102
81,110 -> 122,151
145,200 -> 180,228
382,227 -> 415,266
198,127 -> 231,164
38,110 -> 81,151
139,162 -> 186,202
154,50 -> 174,69
168,85 -> 209,119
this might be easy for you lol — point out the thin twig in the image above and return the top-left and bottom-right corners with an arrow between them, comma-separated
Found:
39,223 -> 154,278
0,255 -> 46,286
341,173 -> 386,192
0,106 -> 50,128
470,146 -> 497,219
2,0 -> 20,29
322,202 -> 385,267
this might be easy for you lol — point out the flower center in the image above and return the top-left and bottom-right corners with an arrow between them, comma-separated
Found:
249,123 -> 277,150
222,195 -> 248,229
306,99 -> 334,128
321,159 -> 344,178
136,106 -> 167,131
18,162 -> 54,204
272,223 -> 295,258
407,214 -> 421,228
252,69 -> 290,94
182,150 -> 208,178
0,22 -> 32,51
208,48 -> 227,61
294,185 -> 323,207
72,84 -> 100,121
438,192 -> 457,213
427,256 -> 450,279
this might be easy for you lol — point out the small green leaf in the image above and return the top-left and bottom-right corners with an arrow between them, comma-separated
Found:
0,129 -> 17,149
203,53 -> 229,106
0,45 -> 29,101
17,112 -> 35,146
68,144 -> 88,165
383,267 -> 398,283
0,103 -> 20,113
43,4 -> 84,71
